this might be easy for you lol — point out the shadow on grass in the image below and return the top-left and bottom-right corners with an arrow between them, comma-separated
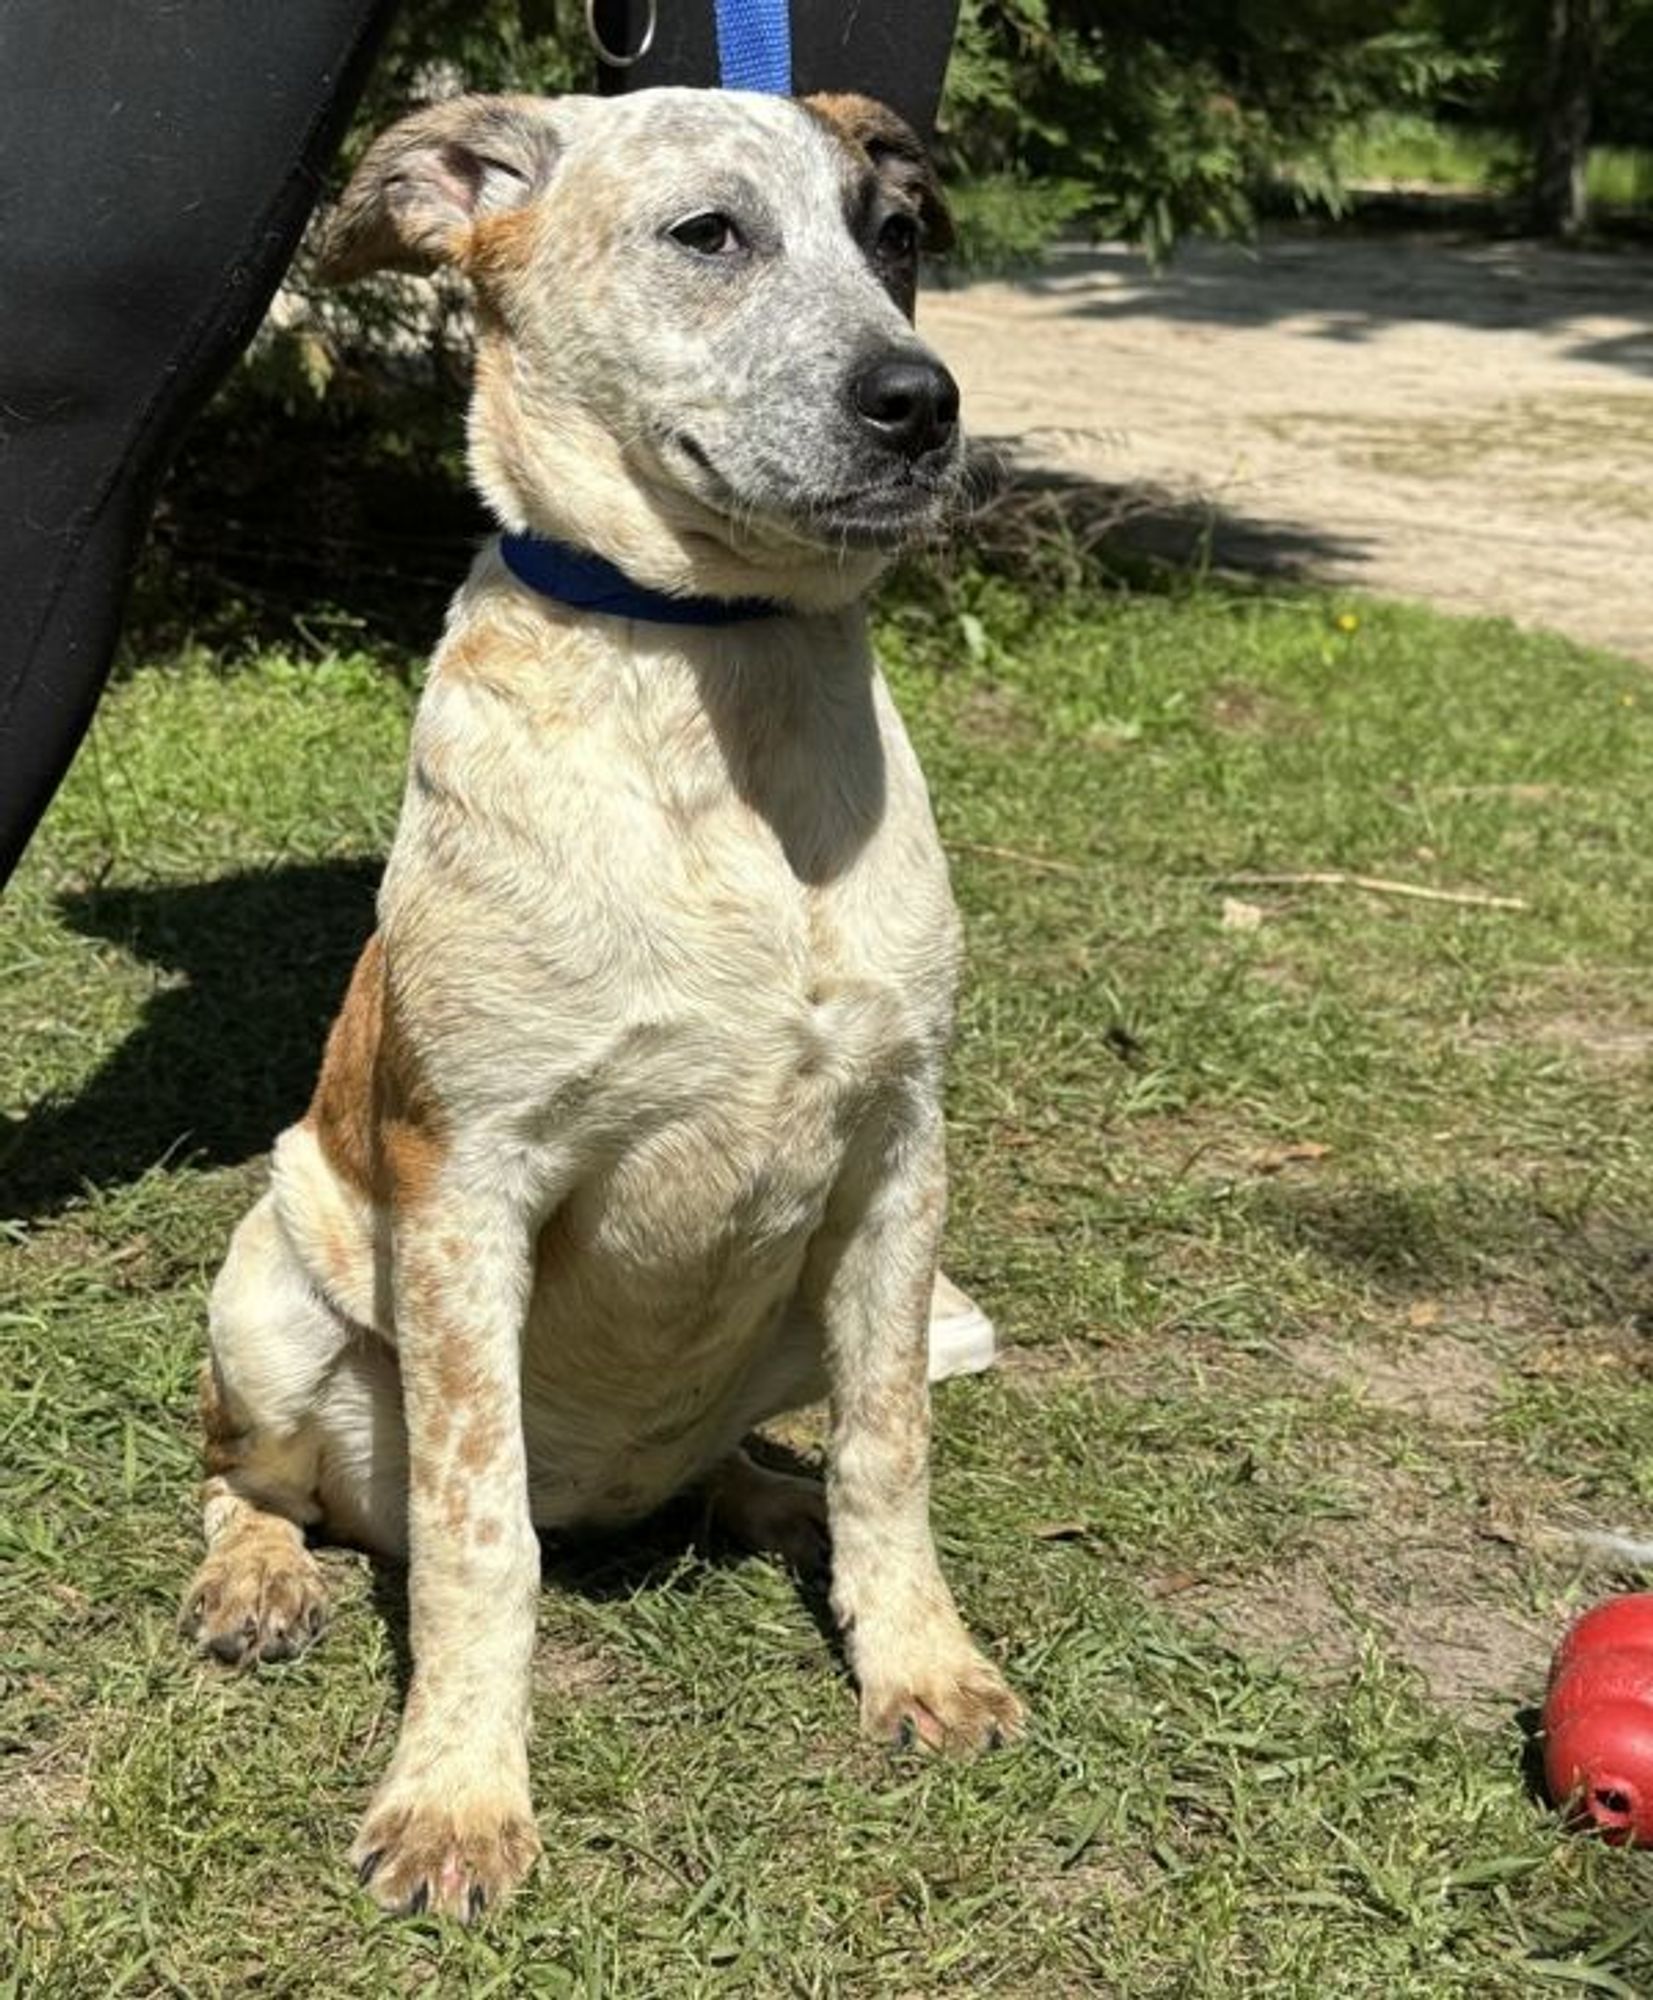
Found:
1243,1179 -> 1653,1332
959,444 -> 1377,591
1,859 -> 379,1220
1515,1702 -> 1553,1808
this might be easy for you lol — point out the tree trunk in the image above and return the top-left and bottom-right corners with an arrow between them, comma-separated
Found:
1531,0 -> 1607,239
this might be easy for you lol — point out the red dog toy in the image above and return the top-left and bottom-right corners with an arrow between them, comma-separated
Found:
1543,1593 -> 1653,1845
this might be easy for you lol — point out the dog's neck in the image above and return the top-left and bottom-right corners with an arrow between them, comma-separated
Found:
498,532 -> 782,628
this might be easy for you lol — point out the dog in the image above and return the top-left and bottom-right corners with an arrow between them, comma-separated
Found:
181,85 -> 1023,1922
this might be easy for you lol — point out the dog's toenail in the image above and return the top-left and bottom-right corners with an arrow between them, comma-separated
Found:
357,1849 -> 382,1885
468,1884 -> 487,1921
408,1883 -> 429,1915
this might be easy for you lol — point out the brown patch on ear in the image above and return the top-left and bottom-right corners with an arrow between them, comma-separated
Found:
804,92 -> 955,255
306,932 -> 447,1210
316,94 -> 560,284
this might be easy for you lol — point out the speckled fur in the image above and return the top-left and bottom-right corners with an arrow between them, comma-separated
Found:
182,88 -> 1022,1924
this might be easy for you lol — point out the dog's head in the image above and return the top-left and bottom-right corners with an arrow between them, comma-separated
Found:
321,88 -> 961,610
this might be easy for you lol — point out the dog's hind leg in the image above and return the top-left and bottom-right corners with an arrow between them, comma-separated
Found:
181,1190 -> 344,1665
706,1446 -> 830,1574
704,1300 -> 831,1570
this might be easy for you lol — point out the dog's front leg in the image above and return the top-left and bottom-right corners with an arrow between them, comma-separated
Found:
352,1174 -> 542,1921
816,1118 -> 1025,1752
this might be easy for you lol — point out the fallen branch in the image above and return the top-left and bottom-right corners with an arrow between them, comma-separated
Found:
949,840 -> 1085,878
1555,1526 -> 1653,1569
1211,870 -> 1526,912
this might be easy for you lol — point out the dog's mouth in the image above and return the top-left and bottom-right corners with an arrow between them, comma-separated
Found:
800,484 -> 952,550
660,429 -> 961,552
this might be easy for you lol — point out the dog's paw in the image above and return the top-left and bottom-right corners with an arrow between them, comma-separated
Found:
351,1781 -> 541,1922
862,1648 -> 1025,1754
181,1537 -> 329,1667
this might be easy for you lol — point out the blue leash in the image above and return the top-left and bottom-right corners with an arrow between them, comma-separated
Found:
501,2 -> 793,625
713,0 -> 792,93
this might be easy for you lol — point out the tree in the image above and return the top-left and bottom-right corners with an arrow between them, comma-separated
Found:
1415,0 -> 1653,234
938,1 -> 1477,258
1531,0 -> 1608,235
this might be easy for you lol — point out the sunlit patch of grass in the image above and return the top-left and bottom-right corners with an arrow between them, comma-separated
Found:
1312,111 -> 1653,215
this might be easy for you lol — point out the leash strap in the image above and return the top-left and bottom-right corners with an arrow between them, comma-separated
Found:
713,0 -> 792,93
498,531 -> 779,627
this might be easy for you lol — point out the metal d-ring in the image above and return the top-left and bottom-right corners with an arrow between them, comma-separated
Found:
585,0 -> 658,68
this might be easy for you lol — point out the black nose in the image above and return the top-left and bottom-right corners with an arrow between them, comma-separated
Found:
850,353 -> 960,458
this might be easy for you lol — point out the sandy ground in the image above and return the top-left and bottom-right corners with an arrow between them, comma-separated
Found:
924,230 -> 1653,659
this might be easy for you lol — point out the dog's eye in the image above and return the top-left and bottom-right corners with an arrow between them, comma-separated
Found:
668,212 -> 744,258
877,212 -> 919,260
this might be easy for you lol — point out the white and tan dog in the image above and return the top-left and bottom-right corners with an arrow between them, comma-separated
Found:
182,85 -> 1023,1921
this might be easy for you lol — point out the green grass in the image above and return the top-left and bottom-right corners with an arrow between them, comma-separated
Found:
4,571 -> 1653,1994
1585,146 -> 1653,210
1327,111 -> 1653,209
1332,114 -> 1524,194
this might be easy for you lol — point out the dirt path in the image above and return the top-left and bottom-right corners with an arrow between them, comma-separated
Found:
924,230 -> 1653,659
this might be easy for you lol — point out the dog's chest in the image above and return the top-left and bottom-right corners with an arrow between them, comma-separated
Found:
557,776 -> 952,1267
421,625 -> 958,1152
457,637 -> 958,1514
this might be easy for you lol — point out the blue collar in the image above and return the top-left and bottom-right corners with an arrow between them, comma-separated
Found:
498,531 -> 781,628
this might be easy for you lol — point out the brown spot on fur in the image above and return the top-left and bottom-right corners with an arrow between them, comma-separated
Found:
803,93 -> 953,254
432,1333 -> 487,1410
463,206 -> 544,287
307,932 -> 384,1198
475,1518 -> 502,1546
428,618 -> 568,724
306,932 -> 446,1211
438,628 -> 515,682
457,1414 -> 505,1474
199,1360 -> 245,1478
443,1480 -> 473,1535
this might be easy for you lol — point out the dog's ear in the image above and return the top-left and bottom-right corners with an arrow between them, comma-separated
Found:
804,93 -> 955,257
316,95 -> 563,283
